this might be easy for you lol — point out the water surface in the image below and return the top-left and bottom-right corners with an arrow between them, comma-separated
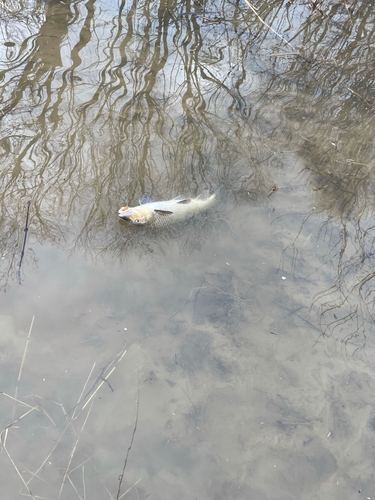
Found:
1,0 -> 375,499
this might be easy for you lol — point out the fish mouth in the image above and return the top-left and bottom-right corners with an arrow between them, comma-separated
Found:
118,206 -> 133,220
118,208 -> 136,224
118,207 -> 146,225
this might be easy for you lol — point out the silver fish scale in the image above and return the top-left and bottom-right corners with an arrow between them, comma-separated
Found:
149,195 -> 216,228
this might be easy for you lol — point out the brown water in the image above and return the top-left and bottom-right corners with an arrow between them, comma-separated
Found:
1,0 -> 375,499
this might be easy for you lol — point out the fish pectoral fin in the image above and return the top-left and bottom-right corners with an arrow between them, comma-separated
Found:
177,199 -> 191,204
139,194 -> 154,205
154,209 -> 173,215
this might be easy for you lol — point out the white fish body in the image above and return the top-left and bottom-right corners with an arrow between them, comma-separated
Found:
119,191 -> 217,228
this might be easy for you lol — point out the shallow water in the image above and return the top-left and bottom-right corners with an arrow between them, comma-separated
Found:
1,0 -> 375,499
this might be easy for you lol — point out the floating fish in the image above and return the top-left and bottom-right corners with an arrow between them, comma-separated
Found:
119,191 -> 217,228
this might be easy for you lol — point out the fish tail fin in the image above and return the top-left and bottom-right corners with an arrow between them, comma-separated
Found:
214,185 -> 225,198
196,190 -> 211,200
196,186 -> 225,207
198,186 -> 225,200
214,185 -> 228,205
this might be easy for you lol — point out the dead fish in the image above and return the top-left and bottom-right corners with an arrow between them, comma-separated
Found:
119,191 -> 217,228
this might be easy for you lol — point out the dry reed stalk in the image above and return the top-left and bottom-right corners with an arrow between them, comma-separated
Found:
346,87 -> 375,112
28,346 -> 126,494
303,233 -> 312,247
242,0 -> 297,51
2,407 -> 35,432
19,494 -> 52,499
26,400 -> 74,486
81,348 -> 127,411
204,279 -> 245,305
82,465 -> 86,500
26,425 -> 69,486
118,478 -> 141,500
31,396 -> 56,426
0,391 -> 37,410
71,362 -> 96,420
3,444 -> 36,499
67,475 -> 83,500
58,401 -> 94,500
91,462 -> 115,500
89,460 -> 115,500
70,455 -> 96,473
81,366 -> 116,410
17,315 -> 35,385
2,316 -> 35,447
23,468 -> 47,484
116,395 -> 139,500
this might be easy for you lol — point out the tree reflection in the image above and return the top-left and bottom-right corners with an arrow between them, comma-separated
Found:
0,0 -> 375,343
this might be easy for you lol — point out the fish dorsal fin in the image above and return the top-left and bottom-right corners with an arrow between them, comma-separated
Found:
177,199 -> 191,204
154,209 -> 173,215
172,195 -> 184,201
139,194 -> 153,205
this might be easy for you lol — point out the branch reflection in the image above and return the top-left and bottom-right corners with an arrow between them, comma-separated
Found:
0,0 -> 374,348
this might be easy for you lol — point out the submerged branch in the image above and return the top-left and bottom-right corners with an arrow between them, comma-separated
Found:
117,395 -> 140,500
16,200 -> 31,285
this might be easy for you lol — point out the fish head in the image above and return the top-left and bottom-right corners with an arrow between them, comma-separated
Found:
118,206 -> 155,225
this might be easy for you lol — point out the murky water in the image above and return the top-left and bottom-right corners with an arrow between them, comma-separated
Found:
1,0 -> 375,498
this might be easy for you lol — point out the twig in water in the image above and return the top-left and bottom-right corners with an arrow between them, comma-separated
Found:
3,444 -> 36,499
273,300 -> 321,332
242,0 -> 298,52
345,87 -> 375,112
1,407 -> 35,433
3,315 -> 35,447
82,362 -> 122,411
117,395 -> 140,500
26,420 -> 71,487
119,479 -> 141,500
82,465 -> 86,500
308,0 -> 324,15
17,315 -> 35,386
58,401 -> 94,500
0,391 -> 37,410
71,362 -> 96,420
17,200 -> 31,285
74,346 -> 127,413
31,395 -> 56,426
68,475 -> 84,500
1,405 -> 38,449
